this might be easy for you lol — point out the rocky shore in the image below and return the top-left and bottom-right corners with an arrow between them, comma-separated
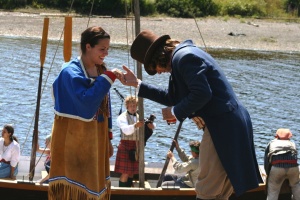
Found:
0,11 -> 299,52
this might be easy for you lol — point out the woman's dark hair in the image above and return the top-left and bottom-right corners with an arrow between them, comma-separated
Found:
148,39 -> 180,71
4,124 -> 18,143
80,26 -> 110,54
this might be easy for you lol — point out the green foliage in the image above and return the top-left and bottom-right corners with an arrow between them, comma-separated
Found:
0,0 -> 26,9
0,0 -> 299,18
264,0 -> 286,17
27,0 -> 71,9
156,0 -> 189,17
192,0 -> 219,16
215,0 -> 266,16
156,0 -> 218,18
214,0 -> 299,17
284,0 -> 300,16
72,0 -> 136,17
140,0 -> 157,16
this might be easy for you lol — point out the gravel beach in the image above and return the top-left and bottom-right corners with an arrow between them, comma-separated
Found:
0,11 -> 299,52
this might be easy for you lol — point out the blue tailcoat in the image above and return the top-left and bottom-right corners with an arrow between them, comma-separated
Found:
138,40 -> 263,196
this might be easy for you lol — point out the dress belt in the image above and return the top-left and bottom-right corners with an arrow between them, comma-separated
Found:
0,159 -> 10,164
271,159 -> 297,165
121,139 -> 138,141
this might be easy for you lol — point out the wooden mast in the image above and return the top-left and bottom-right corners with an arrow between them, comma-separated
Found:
29,17 -> 49,181
64,16 -> 73,62
133,0 -> 145,187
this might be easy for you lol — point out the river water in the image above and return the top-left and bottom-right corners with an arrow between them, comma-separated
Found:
0,36 -> 299,165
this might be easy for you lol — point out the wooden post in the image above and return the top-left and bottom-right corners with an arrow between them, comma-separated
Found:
156,121 -> 183,187
133,0 -> 145,188
64,16 -> 72,62
29,17 -> 49,181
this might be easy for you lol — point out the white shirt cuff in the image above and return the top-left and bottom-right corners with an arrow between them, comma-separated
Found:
136,79 -> 142,94
171,107 -> 176,118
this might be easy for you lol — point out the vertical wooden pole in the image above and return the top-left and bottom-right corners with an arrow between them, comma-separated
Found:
133,0 -> 145,188
29,17 -> 49,181
156,121 -> 183,187
64,16 -> 72,62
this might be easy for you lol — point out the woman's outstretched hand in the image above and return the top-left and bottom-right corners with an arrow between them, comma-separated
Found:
122,65 -> 138,87
111,68 -> 125,83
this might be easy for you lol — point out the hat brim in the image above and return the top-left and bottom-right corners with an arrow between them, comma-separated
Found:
144,34 -> 171,75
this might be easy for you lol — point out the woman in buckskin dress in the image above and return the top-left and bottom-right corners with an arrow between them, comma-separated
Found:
49,26 -> 125,200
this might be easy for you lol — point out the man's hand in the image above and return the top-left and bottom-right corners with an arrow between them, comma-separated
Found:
111,68 -> 125,83
162,107 -> 176,120
134,121 -> 144,128
122,65 -> 138,87
166,150 -> 174,159
146,123 -> 155,130
173,140 -> 180,150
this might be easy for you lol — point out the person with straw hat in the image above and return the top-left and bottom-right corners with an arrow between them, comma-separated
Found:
121,29 -> 263,199
264,128 -> 300,200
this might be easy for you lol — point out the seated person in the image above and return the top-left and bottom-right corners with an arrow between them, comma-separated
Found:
162,140 -> 200,188
36,134 -> 51,184
0,124 -> 20,180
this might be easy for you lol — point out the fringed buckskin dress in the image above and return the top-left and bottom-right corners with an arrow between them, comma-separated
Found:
49,57 -> 115,200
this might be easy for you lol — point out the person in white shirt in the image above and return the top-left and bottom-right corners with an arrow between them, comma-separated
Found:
0,124 -> 20,180
114,96 -> 155,187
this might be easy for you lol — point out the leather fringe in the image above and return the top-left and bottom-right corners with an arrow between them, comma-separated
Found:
48,180 -> 111,200
107,180 -> 111,200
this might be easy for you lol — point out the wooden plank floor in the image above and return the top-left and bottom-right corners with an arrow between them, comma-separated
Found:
0,157 -> 296,200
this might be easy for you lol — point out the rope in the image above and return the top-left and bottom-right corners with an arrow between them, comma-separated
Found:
21,0 -> 76,155
26,147 -> 49,180
20,0 -> 76,176
21,0 -> 136,177
130,1 -> 137,97
87,0 -> 97,28
124,0 -> 136,97
193,16 -> 208,52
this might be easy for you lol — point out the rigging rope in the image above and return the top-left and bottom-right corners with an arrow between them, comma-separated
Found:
21,0 -> 137,177
20,0 -> 76,176
20,0 -> 136,176
124,0 -> 136,97
193,16 -> 208,52
87,0 -> 97,28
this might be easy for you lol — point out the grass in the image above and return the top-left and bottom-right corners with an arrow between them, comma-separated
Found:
4,6 -> 300,23
260,37 -> 277,43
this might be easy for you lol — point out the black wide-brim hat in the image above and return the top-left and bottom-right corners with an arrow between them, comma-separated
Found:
130,30 -> 170,75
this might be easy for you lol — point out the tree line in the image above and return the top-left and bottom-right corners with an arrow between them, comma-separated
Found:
1,0 -> 299,18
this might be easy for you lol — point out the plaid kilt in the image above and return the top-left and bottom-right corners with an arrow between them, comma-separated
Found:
114,140 -> 139,174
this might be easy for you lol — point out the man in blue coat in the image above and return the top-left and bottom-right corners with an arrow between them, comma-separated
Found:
123,30 -> 263,199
